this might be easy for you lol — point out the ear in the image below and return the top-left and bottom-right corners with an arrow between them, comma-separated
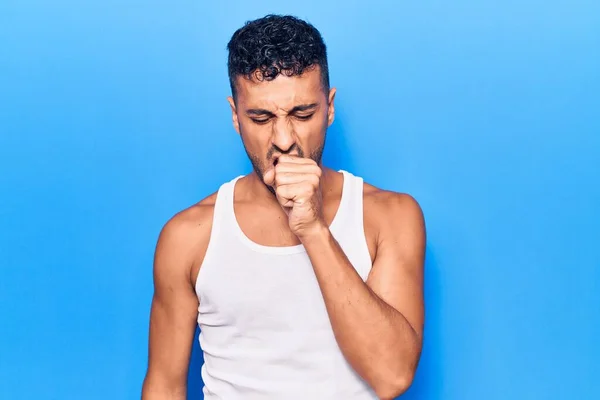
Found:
327,87 -> 337,127
227,96 -> 240,134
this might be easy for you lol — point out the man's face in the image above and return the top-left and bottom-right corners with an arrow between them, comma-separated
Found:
227,66 -> 336,190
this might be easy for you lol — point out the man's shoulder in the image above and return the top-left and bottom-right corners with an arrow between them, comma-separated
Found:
155,190 -> 220,259
160,191 -> 218,240
361,179 -> 425,232
152,190 -> 224,285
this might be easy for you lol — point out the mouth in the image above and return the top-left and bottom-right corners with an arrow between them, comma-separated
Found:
272,153 -> 300,167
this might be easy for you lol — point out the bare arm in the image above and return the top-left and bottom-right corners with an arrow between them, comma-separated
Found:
141,207 -> 211,400
301,192 -> 425,400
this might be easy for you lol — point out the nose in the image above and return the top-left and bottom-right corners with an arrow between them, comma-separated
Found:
271,118 -> 296,154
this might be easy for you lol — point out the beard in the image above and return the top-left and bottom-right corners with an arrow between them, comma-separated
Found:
241,133 -> 327,196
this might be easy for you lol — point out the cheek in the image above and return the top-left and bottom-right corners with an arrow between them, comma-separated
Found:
295,117 -> 327,144
240,122 -> 268,144
240,124 -> 274,161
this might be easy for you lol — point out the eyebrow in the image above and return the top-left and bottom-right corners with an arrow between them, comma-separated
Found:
246,103 -> 319,116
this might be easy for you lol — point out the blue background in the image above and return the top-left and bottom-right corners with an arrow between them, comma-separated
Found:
1,1 -> 599,399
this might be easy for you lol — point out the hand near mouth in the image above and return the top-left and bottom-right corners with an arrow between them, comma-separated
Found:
262,155 -> 326,239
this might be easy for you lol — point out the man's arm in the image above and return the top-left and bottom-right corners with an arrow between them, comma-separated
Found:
141,206 -> 212,400
301,191 -> 425,400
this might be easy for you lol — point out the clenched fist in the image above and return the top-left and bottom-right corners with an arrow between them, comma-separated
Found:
263,155 -> 325,239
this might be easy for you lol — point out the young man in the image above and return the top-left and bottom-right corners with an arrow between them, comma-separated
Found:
142,14 -> 425,400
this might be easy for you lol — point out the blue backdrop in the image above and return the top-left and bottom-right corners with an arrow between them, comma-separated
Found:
1,1 -> 599,399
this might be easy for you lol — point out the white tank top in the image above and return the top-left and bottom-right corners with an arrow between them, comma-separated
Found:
194,170 -> 377,399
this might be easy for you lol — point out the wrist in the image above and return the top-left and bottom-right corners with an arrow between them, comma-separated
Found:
297,221 -> 331,246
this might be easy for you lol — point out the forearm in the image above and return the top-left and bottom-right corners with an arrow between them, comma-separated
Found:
301,226 -> 420,398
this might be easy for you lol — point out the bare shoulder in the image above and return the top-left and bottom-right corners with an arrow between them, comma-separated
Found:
362,181 -> 426,254
154,191 -> 219,287
159,192 -> 218,240
363,183 -> 424,225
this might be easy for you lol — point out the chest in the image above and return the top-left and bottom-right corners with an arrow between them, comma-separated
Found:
198,251 -> 332,332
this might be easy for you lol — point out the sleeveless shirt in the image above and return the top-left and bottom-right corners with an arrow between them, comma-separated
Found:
194,170 -> 378,399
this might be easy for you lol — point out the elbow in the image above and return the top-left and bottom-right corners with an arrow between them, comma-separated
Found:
142,374 -> 187,400
373,369 -> 415,400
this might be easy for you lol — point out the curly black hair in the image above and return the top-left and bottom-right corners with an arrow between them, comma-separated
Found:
227,14 -> 330,100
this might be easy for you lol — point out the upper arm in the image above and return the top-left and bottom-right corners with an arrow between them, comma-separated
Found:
143,206 -> 212,396
366,192 -> 426,341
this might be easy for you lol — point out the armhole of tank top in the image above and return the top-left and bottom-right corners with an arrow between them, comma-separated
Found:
355,175 -> 375,277
193,181 -> 228,296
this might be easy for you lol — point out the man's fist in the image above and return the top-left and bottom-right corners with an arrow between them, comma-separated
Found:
263,155 -> 325,239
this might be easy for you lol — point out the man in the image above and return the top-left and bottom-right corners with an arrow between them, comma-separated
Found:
142,14 -> 425,400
